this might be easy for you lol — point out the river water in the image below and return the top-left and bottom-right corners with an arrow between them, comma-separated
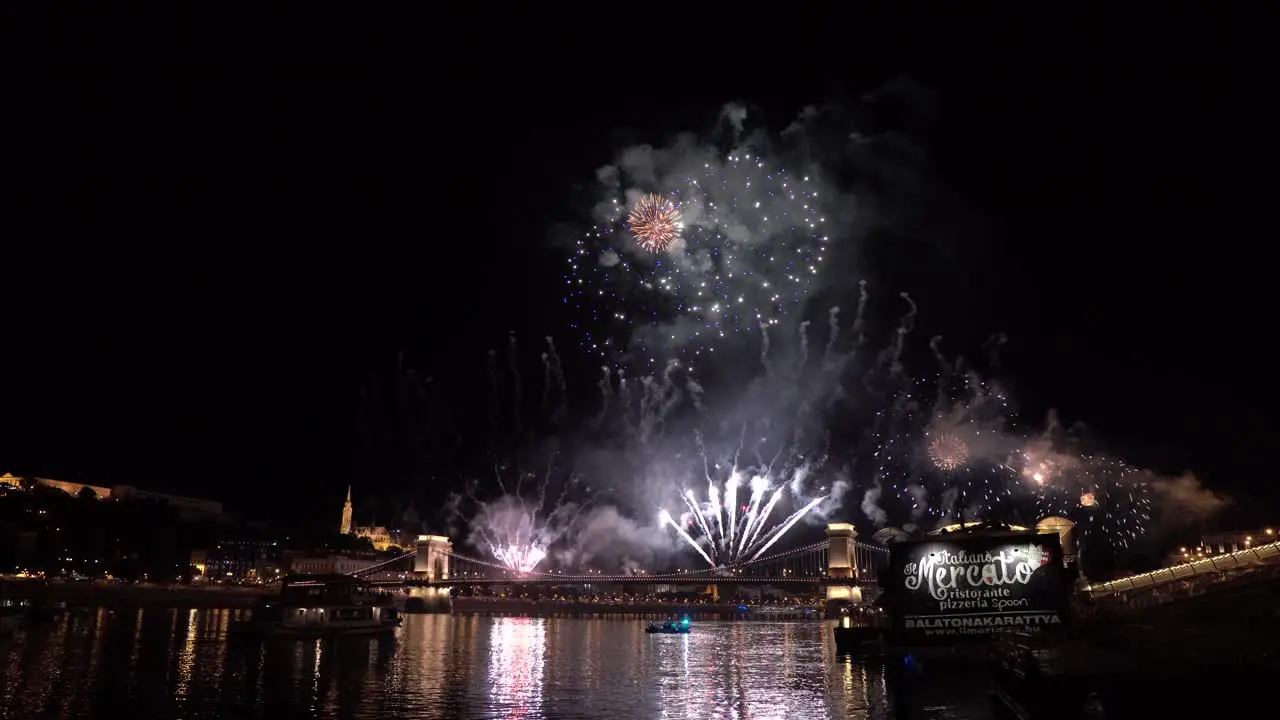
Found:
1,609 -> 994,719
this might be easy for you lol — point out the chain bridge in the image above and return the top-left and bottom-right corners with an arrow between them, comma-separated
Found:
349,522 -> 888,611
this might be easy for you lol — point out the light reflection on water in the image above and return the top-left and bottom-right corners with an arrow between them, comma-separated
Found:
0,610 -> 991,719
487,617 -> 544,718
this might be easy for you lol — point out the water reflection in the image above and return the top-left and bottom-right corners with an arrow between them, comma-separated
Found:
487,617 -> 545,718
0,611 -> 995,719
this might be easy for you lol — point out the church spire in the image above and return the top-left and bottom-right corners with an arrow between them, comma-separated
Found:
340,486 -> 353,535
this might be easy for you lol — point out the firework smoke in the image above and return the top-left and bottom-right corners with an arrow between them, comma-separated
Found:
1146,471 -> 1230,532
629,293 -> 913,567
470,495 -> 577,573
456,336 -> 594,571
569,105 -> 836,365
415,95 -> 1228,578
1032,453 -> 1152,551
558,505 -> 674,573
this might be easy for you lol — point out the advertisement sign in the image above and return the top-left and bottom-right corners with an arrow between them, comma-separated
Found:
888,532 -> 1067,645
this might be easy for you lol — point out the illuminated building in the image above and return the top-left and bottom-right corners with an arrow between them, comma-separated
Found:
191,539 -> 284,582
1202,528 -> 1274,553
340,486 -> 353,534
109,485 -> 222,517
285,552 -> 379,575
1167,527 -> 1277,565
0,473 -> 111,499
2,473 -> 221,516
338,486 -> 400,551
355,525 -> 396,550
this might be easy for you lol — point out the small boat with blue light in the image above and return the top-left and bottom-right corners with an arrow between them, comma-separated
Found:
231,574 -> 401,638
646,617 -> 692,634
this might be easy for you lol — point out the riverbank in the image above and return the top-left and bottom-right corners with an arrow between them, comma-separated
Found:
7,581 -> 270,609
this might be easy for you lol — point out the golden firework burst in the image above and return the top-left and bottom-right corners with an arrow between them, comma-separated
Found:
928,433 -> 969,471
628,193 -> 682,253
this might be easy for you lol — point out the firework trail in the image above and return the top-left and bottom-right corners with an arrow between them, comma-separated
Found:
760,324 -> 773,377
798,320 -> 811,369
454,335 -> 595,572
866,318 -> 1021,528
851,280 -> 870,348
508,332 -> 522,436
637,360 -> 683,444
540,336 -> 567,419
593,365 -> 611,429
487,349 -> 500,458
642,299 -> 935,568
463,444 -> 592,573
824,306 -> 842,368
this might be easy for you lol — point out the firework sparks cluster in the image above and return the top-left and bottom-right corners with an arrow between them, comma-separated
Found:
859,344 -> 1160,559
928,433 -> 969,471
455,296 -> 1173,575
1032,454 -> 1153,551
471,495 -> 568,574
566,153 -> 828,365
660,469 -> 829,568
628,193 -> 682,253
461,312 -> 1168,574
447,104 -> 1203,575
492,543 -> 547,573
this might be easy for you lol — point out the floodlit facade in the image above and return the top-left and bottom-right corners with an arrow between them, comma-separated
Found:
1,472 -> 221,515
338,486 -> 402,551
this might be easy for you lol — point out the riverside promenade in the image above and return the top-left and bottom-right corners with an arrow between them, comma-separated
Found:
6,580 -> 269,609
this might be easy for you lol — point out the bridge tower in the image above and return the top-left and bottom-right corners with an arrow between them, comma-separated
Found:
824,522 -> 863,618
414,535 -> 452,579
408,534 -> 453,613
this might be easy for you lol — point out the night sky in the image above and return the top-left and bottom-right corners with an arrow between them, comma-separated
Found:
3,8 -> 1274,534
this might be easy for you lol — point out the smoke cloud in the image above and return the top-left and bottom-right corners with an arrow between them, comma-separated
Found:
1146,471 -> 1230,528
861,482 -> 888,527
422,86 -> 1233,574
558,505 -> 674,573
580,101 -> 861,356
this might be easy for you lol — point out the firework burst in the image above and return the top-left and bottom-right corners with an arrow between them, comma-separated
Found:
470,495 -> 574,574
1034,454 -> 1151,552
567,153 -> 828,364
928,433 -> 969,471
628,193 -> 682,253
661,470 -> 830,568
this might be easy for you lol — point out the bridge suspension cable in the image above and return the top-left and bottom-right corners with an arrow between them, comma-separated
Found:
347,535 -> 888,581
350,550 -> 415,577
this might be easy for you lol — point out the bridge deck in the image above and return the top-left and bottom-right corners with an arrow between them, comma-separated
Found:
376,576 -> 879,588
1088,538 -> 1280,597
353,538 -> 891,589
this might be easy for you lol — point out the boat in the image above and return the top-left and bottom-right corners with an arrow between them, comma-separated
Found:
231,574 -> 402,638
26,600 -> 67,622
832,606 -> 887,654
646,617 -> 692,634
1,583 -> 27,636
